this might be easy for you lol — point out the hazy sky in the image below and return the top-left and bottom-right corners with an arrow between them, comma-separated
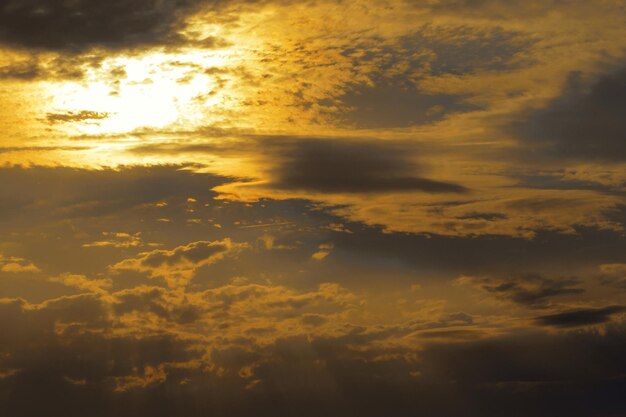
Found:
1,1 -> 626,416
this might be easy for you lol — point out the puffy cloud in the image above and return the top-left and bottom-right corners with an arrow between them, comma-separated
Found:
112,239 -> 247,286
0,262 -> 40,273
4,308 -> 623,417
0,254 -> 41,274
0,274 -> 625,417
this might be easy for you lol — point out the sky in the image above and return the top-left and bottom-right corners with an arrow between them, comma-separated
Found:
1,1 -> 626,416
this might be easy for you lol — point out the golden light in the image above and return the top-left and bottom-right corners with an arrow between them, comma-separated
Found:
46,49 -> 242,136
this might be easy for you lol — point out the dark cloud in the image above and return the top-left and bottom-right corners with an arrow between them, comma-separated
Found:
0,0 -> 205,51
507,173 -> 625,196
338,80 -> 477,129
399,26 -> 533,76
456,212 -> 508,221
113,286 -> 203,323
0,57 -> 91,81
417,0 -> 622,20
0,165 -> 242,283
335,26 -> 533,128
141,240 -> 231,267
130,136 -> 469,194
329,221 -> 626,279
1,2 -> 625,415
0,165 -> 230,224
599,268 -> 626,290
46,110 -> 111,124
300,313 -> 328,326
268,139 -> 468,194
0,164 -> 336,291
459,274 -> 585,308
129,142 -> 227,155
513,65 -> 626,161
414,324 -> 626,416
0,146 -> 89,153
536,306 -> 626,328
2,292 -> 626,417
0,60 -> 40,80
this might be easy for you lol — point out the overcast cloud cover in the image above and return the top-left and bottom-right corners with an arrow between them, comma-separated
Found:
1,0 -> 626,416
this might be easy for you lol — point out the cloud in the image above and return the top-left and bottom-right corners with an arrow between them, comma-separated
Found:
0,0 -> 205,51
0,165 -> 230,227
0,278 -> 625,417
0,146 -> 89,154
113,364 -> 168,392
0,262 -> 40,273
266,138 -> 468,194
535,306 -> 626,328
333,25 -> 533,128
600,263 -> 626,275
198,282 -> 356,323
314,216 -> 626,282
82,232 -> 154,248
416,0 -> 622,20
112,286 -> 203,324
49,274 -> 112,295
0,53 -> 108,82
190,131 -> 621,237
599,263 -> 626,290
0,254 -> 41,274
337,79 -> 478,129
0,60 -> 40,80
457,274 -> 584,307
311,243 -> 333,261
512,65 -> 626,161
46,110 -> 111,124
127,136 -> 467,195
300,313 -> 328,327
112,239 -> 247,286
0,2 -> 624,415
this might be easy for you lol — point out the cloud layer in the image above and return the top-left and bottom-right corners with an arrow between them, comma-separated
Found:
1,0 -> 626,415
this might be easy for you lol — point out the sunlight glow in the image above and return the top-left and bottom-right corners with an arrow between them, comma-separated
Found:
47,49 -> 241,135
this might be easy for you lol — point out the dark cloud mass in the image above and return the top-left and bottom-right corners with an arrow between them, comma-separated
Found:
339,80 -> 477,129
337,26 -> 532,128
536,306 -> 626,328
1,293 -> 626,417
0,165 -> 229,224
269,139 -> 468,194
0,60 -> 40,80
514,65 -> 626,161
0,0 -> 203,51
459,274 -> 585,307
127,136 -> 467,195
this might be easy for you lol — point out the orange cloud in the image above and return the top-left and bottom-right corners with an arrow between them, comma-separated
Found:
112,239 -> 248,287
